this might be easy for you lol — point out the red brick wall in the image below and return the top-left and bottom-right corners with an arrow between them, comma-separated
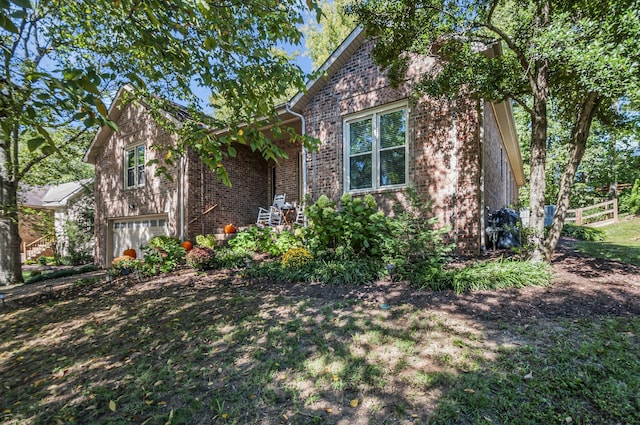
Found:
184,144 -> 268,237
93,102 -> 179,267
301,40 -> 483,255
184,136 -> 301,238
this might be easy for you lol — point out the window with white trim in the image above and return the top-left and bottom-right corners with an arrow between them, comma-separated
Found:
344,104 -> 408,192
125,145 -> 146,189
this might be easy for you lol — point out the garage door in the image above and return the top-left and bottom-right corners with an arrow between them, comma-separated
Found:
112,216 -> 169,260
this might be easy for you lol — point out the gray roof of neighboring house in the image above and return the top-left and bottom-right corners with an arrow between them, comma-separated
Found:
18,179 -> 92,209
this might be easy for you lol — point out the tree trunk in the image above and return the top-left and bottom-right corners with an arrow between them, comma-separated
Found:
528,96 -> 548,262
527,0 -> 551,262
544,92 -> 601,259
0,178 -> 24,285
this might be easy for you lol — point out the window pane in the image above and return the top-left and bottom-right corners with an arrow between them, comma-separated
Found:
138,165 -> 145,186
380,110 -> 406,149
127,168 -> 135,187
350,154 -> 372,190
137,145 -> 145,163
127,149 -> 136,168
349,118 -> 372,154
380,148 -> 406,186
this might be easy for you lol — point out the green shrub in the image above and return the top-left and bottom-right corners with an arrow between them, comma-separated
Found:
418,260 -> 552,294
382,188 -> 454,279
140,236 -> 186,275
228,226 -> 275,254
269,231 -> 301,256
186,246 -> 216,270
244,257 -> 381,285
195,234 -> 217,249
112,256 -> 141,276
281,247 -> 313,269
561,223 -> 605,242
303,194 -> 389,259
228,226 -> 301,257
213,247 -> 249,269
311,258 -> 381,285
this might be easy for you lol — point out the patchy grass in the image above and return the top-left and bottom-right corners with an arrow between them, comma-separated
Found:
0,272 -> 638,424
574,216 -> 640,266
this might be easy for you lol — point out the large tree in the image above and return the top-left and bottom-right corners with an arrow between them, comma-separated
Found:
349,0 -> 640,261
1,0 -> 319,285
303,0 -> 356,68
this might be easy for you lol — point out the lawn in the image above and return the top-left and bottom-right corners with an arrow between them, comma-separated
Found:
1,266 -> 639,425
574,215 -> 640,266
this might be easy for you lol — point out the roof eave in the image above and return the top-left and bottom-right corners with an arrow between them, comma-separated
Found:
490,100 -> 525,186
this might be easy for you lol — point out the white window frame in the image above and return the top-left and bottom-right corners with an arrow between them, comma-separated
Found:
343,101 -> 409,193
124,144 -> 146,189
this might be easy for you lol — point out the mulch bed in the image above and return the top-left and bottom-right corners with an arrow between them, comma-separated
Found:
3,239 -> 639,323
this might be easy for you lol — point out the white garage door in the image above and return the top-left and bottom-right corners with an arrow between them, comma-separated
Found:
112,216 -> 169,259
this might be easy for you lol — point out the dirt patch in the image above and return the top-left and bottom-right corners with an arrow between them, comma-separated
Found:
4,239 -> 639,321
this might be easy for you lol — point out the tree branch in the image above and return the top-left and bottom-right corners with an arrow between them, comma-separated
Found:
18,152 -> 51,182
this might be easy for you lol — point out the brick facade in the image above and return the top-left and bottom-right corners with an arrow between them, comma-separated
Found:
93,102 -> 179,266
90,37 -> 520,264
301,40 -> 491,255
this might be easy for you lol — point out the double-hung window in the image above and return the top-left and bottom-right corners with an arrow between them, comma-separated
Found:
125,145 -> 145,189
344,104 -> 408,192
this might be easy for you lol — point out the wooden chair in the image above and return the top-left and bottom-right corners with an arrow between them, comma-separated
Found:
257,193 -> 286,226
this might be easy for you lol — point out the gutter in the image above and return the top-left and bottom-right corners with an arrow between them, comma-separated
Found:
285,104 -> 307,201
179,154 -> 185,241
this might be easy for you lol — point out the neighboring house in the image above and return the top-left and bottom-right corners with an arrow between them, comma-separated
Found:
18,180 -> 94,261
85,28 -> 524,268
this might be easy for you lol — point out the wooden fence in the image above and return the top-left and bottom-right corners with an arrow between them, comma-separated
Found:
565,199 -> 618,226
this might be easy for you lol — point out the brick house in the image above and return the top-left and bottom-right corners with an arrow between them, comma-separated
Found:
85,28 -> 523,267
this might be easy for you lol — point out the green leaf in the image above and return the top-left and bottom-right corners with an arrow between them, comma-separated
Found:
9,0 -> 31,8
0,12 -> 19,33
63,69 -> 83,81
227,146 -> 236,157
106,119 -> 119,132
41,145 -> 57,156
96,98 -> 108,117
203,37 -> 216,50
27,137 -> 45,152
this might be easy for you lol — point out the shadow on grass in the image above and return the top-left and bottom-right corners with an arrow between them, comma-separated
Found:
1,269 -> 639,424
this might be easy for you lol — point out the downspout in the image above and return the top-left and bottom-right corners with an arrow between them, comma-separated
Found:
179,154 -> 185,241
478,100 -> 486,252
285,103 -> 307,201
450,99 -> 459,255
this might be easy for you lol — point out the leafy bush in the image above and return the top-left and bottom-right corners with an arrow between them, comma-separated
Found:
112,255 -> 141,276
418,260 -> 552,294
281,247 -> 312,269
195,234 -> 217,249
382,188 -> 454,279
186,246 -> 216,270
561,223 -> 605,242
228,226 -> 275,254
269,231 -> 301,256
311,258 -> 381,285
140,236 -> 186,275
244,257 -> 381,285
213,247 -> 249,269
303,194 -> 389,259
228,226 -> 301,257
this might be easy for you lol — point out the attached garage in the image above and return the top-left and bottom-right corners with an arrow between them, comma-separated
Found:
110,215 -> 169,261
